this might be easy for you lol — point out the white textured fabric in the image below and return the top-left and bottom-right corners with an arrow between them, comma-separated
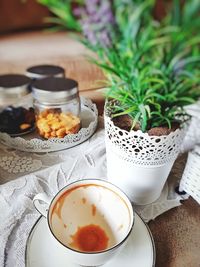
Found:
178,102 -> 200,204
181,101 -> 200,152
180,146 -> 200,204
0,116 -> 197,267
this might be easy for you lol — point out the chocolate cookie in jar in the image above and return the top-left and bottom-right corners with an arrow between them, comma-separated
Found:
32,77 -> 81,139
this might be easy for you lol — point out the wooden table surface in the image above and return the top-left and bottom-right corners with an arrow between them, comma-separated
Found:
0,31 -> 199,267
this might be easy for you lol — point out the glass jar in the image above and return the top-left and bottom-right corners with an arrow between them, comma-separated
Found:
26,64 -> 65,80
32,77 -> 81,139
0,74 -> 31,108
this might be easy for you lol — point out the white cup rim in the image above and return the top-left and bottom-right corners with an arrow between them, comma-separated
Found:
47,178 -> 135,255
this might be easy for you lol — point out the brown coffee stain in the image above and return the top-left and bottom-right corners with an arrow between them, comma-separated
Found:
117,224 -> 123,231
51,184 -> 98,221
51,183 -> 132,225
82,197 -> 86,204
91,204 -> 96,216
52,197 -> 66,220
70,224 -> 109,252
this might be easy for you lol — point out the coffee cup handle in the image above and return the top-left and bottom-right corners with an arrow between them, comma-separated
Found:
33,193 -> 51,218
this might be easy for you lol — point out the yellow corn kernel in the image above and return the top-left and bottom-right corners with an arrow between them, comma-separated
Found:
57,134 -> 65,138
66,124 -> 80,134
60,113 -> 69,119
38,129 -> 44,136
44,132 -> 50,139
51,122 -> 61,131
20,123 -> 31,130
47,119 -> 58,126
40,109 -> 49,118
56,127 -> 66,137
37,118 -> 46,124
40,122 -> 51,133
46,113 -> 54,120
50,131 -> 57,137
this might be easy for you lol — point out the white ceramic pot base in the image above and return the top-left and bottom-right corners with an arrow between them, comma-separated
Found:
26,213 -> 155,267
106,148 -> 174,205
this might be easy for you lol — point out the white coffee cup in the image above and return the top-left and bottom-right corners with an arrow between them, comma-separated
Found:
33,179 -> 134,266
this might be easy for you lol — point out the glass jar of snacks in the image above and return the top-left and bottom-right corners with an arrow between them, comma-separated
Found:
32,77 -> 81,139
0,74 -> 31,108
26,64 -> 65,80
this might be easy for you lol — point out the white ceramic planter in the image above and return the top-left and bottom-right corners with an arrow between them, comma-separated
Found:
105,110 -> 188,205
106,143 -> 174,205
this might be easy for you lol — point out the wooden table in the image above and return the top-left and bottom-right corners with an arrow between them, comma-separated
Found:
0,31 -> 199,267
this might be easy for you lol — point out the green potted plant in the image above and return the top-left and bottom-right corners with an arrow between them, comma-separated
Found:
37,0 -> 200,204
77,0 -> 200,204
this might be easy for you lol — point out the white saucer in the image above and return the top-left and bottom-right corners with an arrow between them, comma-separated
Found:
25,213 -> 155,267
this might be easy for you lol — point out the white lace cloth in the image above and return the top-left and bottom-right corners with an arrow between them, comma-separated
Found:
0,115 -> 199,267
179,146 -> 200,204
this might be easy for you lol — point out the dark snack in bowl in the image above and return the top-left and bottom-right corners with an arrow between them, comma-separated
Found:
0,106 -> 35,135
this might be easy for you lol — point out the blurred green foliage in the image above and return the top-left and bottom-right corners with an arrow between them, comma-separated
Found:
38,0 -> 200,132
38,0 -> 82,31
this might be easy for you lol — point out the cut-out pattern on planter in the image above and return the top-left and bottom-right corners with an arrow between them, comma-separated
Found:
105,115 -> 188,166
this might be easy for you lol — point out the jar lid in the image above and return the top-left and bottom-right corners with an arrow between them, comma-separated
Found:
0,74 -> 31,96
26,64 -> 65,79
32,77 -> 79,104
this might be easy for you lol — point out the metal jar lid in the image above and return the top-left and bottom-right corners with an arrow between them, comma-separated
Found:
0,74 -> 31,96
32,77 -> 79,104
26,64 -> 65,79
